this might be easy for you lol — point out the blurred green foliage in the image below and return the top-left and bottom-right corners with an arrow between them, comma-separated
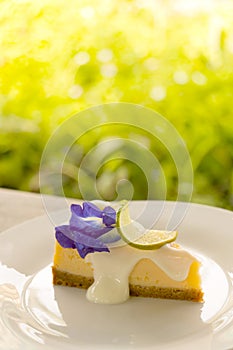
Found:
0,0 -> 233,209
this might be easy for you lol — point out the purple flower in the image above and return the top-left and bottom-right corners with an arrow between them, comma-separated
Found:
55,202 -> 118,258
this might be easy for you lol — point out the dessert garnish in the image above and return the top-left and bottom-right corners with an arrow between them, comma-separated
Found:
55,201 -> 119,258
116,201 -> 177,249
55,200 -> 177,256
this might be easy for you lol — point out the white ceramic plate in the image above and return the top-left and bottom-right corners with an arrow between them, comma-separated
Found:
0,201 -> 233,350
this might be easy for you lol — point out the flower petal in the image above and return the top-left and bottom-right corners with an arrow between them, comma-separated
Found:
70,214 -> 112,238
83,202 -> 103,218
56,225 -> 108,249
55,225 -> 110,258
55,202 -> 118,257
102,206 -> 116,226
75,243 -> 109,259
71,204 -> 84,217
55,225 -> 76,249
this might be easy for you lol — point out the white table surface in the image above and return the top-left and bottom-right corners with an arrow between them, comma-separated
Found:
0,188 -> 76,233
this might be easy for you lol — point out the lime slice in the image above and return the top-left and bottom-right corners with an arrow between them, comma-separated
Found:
116,202 -> 178,250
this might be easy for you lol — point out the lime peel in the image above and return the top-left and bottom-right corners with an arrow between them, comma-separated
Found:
116,202 -> 178,250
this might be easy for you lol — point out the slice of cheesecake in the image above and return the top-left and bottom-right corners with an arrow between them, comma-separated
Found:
52,201 -> 203,304
52,242 -> 203,303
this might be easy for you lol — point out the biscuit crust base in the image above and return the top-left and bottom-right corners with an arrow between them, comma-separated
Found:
52,267 -> 203,302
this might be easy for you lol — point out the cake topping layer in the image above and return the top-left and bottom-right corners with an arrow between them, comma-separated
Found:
85,244 -> 195,304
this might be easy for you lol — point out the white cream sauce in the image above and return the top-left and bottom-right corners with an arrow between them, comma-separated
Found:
85,244 -> 195,304
85,200 -> 195,304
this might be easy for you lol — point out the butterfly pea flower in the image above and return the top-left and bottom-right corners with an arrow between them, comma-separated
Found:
55,202 -> 118,258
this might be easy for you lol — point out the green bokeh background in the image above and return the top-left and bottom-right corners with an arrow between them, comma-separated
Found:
0,0 -> 233,209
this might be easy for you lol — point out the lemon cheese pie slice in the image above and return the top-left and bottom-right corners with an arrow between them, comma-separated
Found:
52,201 -> 203,304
